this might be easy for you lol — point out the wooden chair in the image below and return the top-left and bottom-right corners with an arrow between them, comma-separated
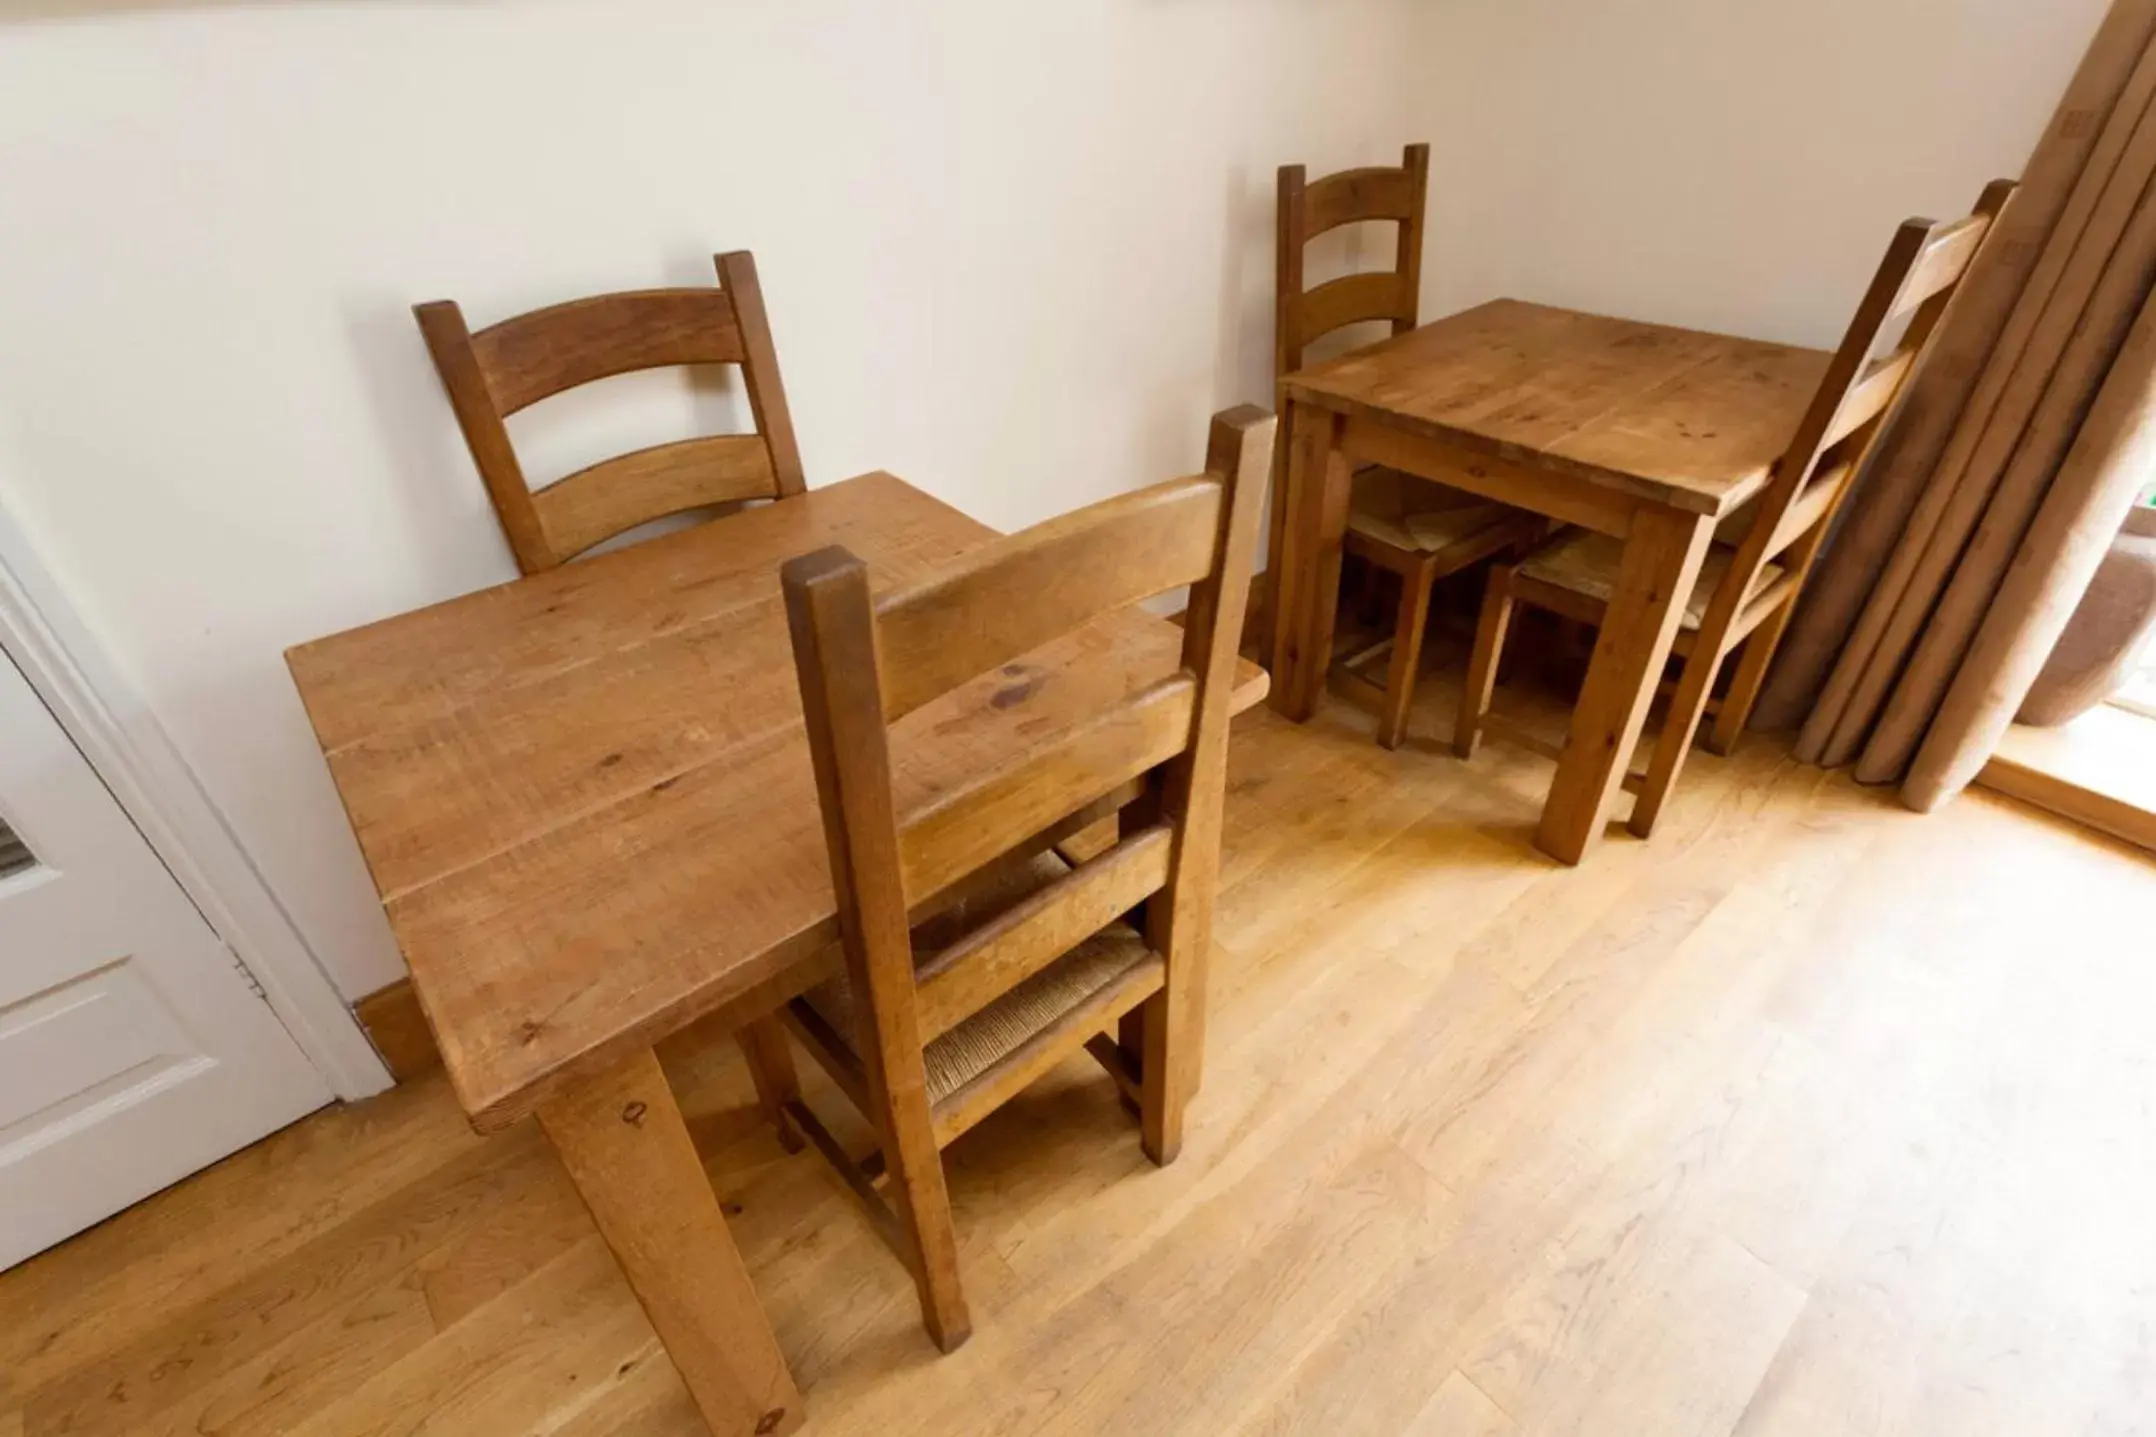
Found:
772,408 -> 1272,1352
414,250 -> 804,576
1276,143 -> 1543,747
1456,182 -> 2017,836
415,252 -> 809,1154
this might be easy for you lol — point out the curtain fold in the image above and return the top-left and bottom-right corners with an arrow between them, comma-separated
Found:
1755,0 -> 2156,735
1906,287 -> 2156,807
1756,0 -> 2156,809
1857,150 -> 2156,782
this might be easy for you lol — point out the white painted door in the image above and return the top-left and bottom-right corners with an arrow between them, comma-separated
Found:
0,645 -> 331,1268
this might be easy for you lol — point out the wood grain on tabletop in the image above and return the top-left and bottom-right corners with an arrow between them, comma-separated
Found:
1286,299 -> 1834,517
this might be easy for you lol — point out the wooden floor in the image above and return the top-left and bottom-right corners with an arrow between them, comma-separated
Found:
6,688 -> 2154,1436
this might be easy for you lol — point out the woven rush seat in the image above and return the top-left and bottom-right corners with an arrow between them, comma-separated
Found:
1348,467 -> 1512,555
1519,530 -> 1785,630
804,851 -> 1160,1105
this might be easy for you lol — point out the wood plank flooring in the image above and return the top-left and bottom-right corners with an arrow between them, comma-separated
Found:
4,693 -> 2152,1436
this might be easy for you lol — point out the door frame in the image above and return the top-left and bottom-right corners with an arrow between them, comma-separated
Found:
0,496 -> 391,1100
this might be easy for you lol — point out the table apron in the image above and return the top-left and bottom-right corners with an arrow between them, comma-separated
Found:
1336,412 -> 1640,539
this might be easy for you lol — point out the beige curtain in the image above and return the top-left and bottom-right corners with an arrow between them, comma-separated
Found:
1757,0 -> 2156,810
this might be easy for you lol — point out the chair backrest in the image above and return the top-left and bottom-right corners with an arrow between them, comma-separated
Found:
781,408 -> 1272,1066
1717,180 -> 2018,617
414,250 -> 805,575
1275,143 -> 1430,383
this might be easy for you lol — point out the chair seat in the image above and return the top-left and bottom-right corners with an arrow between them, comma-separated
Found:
804,851 -> 1158,1105
1518,530 -> 1783,630
1348,467 -> 1515,556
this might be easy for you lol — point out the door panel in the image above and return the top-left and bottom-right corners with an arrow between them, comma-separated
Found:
0,647 -> 331,1268
0,959 -> 203,1132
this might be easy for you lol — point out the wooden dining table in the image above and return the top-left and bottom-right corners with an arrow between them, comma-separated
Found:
1270,298 -> 1831,864
286,471 -> 1268,1437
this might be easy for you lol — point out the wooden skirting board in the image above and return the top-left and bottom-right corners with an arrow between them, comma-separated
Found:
354,979 -> 440,1083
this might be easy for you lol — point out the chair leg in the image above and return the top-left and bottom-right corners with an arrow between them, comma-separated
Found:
1707,602 -> 1796,757
875,1087 -> 972,1352
1455,565 -> 1516,760
1376,558 -> 1437,750
736,1016 -> 805,1154
1136,742 -> 1223,1167
1626,638 -> 1726,839
1353,557 -> 1388,631
1137,986 -> 1190,1166
1114,1009 -> 1145,1117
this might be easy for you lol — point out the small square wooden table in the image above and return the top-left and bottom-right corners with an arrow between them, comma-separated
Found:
1270,299 -> 1831,864
286,472 -> 1267,1437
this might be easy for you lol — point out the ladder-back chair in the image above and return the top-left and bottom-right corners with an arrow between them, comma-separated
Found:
1457,181 -> 2017,836
1276,143 -> 1543,747
415,251 -> 809,1152
414,250 -> 804,575
774,408 -> 1272,1351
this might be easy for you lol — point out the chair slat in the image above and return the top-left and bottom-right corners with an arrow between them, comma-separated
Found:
909,779 -> 1142,920
899,676 -> 1196,904
416,251 -> 802,575
1295,271 -> 1415,350
1735,568 -> 1801,632
1275,143 -> 1426,379
874,480 -> 1223,721
1765,455 -> 1858,558
472,289 -> 746,415
534,435 -> 778,560
1892,209 -> 1998,318
1731,193 -> 2009,587
914,824 -> 1172,1043
1301,165 -> 1420,237
1823,348 -> 1916,451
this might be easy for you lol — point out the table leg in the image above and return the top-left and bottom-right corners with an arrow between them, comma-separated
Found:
538,1048 -> 804,1437
1269,401 -> 1352,720
1535,505 -> 1714,865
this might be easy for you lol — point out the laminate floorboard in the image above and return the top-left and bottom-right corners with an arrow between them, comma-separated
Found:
5,690 -> 2150,1436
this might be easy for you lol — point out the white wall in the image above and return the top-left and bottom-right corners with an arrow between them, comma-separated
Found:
0,0 -> 1429,1000
1423,0 -> 2113,349
0,0 -> 2115,1006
